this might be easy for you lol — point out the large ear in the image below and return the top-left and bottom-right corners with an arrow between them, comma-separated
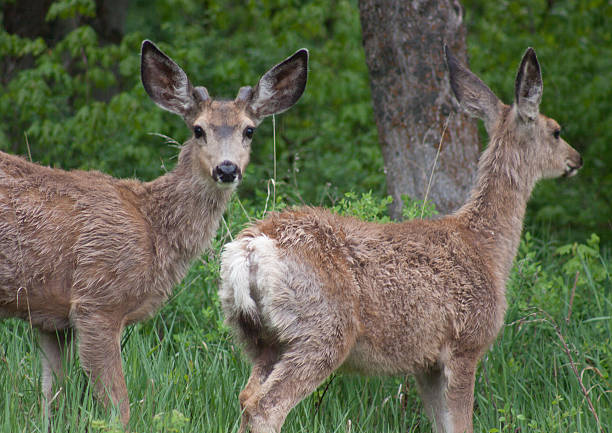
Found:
141,40 -> 206,118
445,45 -> 501,133
514,47 -> 542,121
248,49 -> 308,119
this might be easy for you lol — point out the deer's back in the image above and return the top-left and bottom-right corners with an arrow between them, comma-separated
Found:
248,207 -> 504,374
0,152 -> 157,330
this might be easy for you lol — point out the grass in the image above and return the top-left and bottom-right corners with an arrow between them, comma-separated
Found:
0,196 -> 610,433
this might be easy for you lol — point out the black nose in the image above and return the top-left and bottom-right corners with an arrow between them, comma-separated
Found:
578,155 -> 584,168
214,161 -> 240,183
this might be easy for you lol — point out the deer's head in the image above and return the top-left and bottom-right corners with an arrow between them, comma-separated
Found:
141,40 -> 308,187
446,46 -> 582,184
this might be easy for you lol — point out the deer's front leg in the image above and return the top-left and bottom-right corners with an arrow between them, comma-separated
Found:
445,356 -> 478,433
39,329 -> 73,418
73,309 -> 129,426
416,354 -> 478,433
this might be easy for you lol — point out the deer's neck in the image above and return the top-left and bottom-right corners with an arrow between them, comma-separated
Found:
144,146 -> 233,286
455,137 -> 536,283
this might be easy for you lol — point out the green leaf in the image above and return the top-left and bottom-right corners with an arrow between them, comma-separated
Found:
46,0 -> 96,21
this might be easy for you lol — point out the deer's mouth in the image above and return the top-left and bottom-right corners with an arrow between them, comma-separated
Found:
563,162 -> 582,178
563,155 -> 583,178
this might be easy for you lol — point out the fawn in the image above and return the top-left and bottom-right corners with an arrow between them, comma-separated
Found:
219,46 -> 582,433
0,40 -> 308,425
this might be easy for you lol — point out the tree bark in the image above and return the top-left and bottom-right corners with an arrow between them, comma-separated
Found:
358,0 -> 479,218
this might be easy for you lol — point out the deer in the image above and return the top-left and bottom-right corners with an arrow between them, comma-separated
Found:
0,40 -> 308,426
219,46 -> 582,433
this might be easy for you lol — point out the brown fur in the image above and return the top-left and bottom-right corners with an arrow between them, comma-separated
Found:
219,47 -> 582,433
0,40 -> 308,426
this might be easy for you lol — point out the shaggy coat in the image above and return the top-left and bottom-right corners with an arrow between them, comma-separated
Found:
0,40 -> 308,426
219,47 -> 582,433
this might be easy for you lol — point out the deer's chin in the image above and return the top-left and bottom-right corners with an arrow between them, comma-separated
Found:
543,167 -> 575,180
563,167 -> 579,178
204,169 -> 238,188
213,177 -> 240,189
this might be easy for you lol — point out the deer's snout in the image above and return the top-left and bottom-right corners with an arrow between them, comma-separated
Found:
564,154 -> 583,178
213,161 -> 241,183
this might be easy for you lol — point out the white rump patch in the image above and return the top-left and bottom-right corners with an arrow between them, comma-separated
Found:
220,235 -> 284,323
221,239 -> 257,319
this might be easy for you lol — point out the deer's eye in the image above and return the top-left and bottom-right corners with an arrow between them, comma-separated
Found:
194,125 -> 205,140
244,126 -> 255,139
553,129 -> 560,139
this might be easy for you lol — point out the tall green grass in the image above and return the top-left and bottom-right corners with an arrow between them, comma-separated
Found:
1,194 -> 610,432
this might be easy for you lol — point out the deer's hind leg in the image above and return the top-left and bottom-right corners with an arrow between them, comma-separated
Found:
238,345 -> 280,433
239,345 -> 279,409
239,329 -> 355,433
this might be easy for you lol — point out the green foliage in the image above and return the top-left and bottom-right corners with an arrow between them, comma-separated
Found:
46,0 -> 96,21
556,233 -> 608,286
511,232 -> 563,313
332,191 -> 393,222
91,418 -> 125,433
401,194 -> 439,220
0,31 -> 46,58
329,192 -> 438,222
153,410 -> 190,432
0,5 -> 162,178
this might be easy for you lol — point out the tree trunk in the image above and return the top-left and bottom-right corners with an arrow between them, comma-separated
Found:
358,0 -> 479,218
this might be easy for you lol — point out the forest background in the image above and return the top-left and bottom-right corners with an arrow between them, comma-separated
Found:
0,0 -> 610,432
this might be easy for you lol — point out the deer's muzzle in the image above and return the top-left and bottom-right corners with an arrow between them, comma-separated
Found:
563,155 -> 583,178
213,161 -> 241,183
